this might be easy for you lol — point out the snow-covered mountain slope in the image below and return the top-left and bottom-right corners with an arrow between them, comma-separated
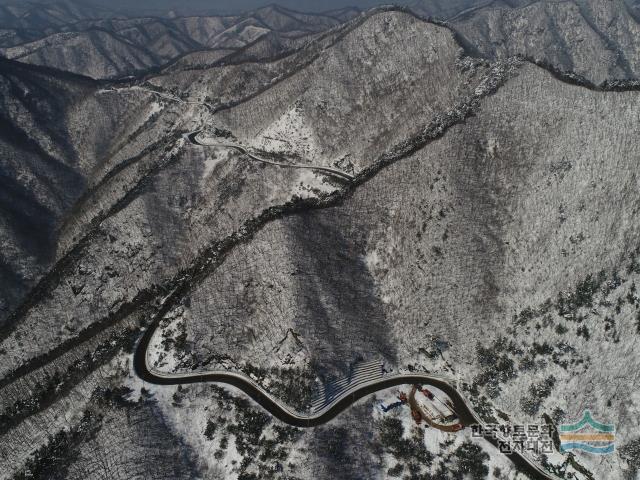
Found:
1,4 -> 640,480
452,0 -> 640,84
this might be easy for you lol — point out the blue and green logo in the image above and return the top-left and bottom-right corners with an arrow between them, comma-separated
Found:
559,410 -> 615,455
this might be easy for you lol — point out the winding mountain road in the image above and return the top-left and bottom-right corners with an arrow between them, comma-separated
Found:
119,84 -> 561,480
187,131 -> 355,181
100,87 -> 353,181
134,315 -> 562,480
100,85 -> 217,111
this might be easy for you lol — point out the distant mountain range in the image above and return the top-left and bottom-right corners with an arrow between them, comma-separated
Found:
0,2 -> 360,79
1,0 -> 639,83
